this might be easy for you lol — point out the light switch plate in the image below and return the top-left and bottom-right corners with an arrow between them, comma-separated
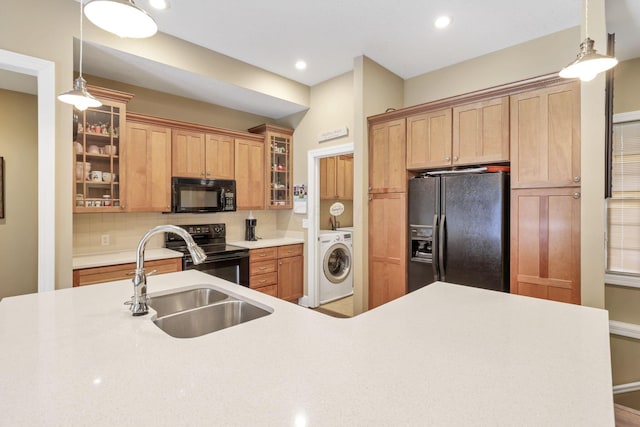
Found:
302,219 -> 309,229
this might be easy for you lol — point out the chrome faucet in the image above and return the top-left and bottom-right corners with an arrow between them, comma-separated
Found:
128,225 -> 207,316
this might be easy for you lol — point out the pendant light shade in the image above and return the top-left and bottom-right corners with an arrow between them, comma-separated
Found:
58,76 -> 102,111
559,37 -> 618,82
58,0 -> 102,111
559,0 -> 617,82
84,0 -> 157,38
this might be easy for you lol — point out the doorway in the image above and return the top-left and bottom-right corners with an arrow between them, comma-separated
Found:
0,49 -> 56,293
300,142 -> 354,310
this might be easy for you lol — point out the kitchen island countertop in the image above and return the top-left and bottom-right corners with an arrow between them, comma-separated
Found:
0,271 -> 613,426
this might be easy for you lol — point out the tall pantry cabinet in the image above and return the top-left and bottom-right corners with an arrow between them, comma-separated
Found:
509,81 -> 581,304
368,118 -> 407,309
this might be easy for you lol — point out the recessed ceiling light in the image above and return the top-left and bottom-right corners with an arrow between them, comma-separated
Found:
149,0 -> 169,10
434,15 -> 451,29
295,60 -> 307,70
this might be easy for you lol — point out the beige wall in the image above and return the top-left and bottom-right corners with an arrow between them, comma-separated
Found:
606,56 -> 640,410
0,89 -> 38,299
319,199 -> 353,231
84,74 -> 273,131
613,57 -> 640,114
404,27 -> 580,107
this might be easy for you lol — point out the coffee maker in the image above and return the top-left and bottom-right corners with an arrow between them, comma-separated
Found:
245,211 -> 257,241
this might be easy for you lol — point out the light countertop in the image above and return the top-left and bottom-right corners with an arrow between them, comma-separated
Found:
72,248 -> 184,269
0,271 -> 614,426
229,237 -> 304,249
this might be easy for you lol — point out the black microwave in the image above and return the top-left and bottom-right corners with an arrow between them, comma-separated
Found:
171,178 -> 236,213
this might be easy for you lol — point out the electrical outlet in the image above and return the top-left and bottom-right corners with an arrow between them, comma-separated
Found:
101,234 -> 110,246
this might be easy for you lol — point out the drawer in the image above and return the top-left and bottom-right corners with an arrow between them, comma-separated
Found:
250,247 -> 277,262
250,272 -> 278,289
73,258 -> 182,287
277,244 -> 303,258
250,259 -> 277,276
253,284 -> 278,297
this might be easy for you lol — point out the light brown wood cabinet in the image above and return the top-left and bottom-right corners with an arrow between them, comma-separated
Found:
74,86 -> 133,213
73,258 -> 182,287
368,192 -> 407,309
249,124 -> 295,209
406,108 -> 452,170
510,188 -> 581,304
370,118 -> 406,193
249,244 -> 304,302
510,82 -> 580,189
320,154 -> 353,200
452,96 -> 510,166
509,81 -> 581,304
235,138 -> 265,210
249,247 -> 278,296
172,130 -> 235,179
123,119 -> 172,212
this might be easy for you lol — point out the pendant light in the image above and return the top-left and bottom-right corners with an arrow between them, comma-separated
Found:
559,0 -> 618,82
58,0 -> 102,111
84,0 -> 157,39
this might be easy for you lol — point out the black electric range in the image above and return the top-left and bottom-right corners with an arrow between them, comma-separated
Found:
165,224 -> 249,287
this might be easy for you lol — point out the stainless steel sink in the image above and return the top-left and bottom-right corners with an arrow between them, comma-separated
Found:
153,300 -> 271,338
147,286 -> 272,338
148,287 -> 228,317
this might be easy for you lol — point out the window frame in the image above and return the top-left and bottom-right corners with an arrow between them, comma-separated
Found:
606,111 -> 640,287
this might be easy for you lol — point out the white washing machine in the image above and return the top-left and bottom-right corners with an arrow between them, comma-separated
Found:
318,231 -> 353,304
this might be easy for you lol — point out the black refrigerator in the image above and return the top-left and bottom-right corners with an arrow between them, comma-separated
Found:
408,171 -> 509,293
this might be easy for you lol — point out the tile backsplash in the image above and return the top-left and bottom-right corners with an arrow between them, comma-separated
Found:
73,211 -> 279,255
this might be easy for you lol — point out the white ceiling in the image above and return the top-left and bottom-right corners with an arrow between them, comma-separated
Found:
77,0 -> 639,118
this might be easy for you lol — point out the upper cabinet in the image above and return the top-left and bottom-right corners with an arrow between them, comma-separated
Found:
510,81 -> 580,189
73,87 -> 133,213
370,118 -> 406,193
249,124 -> 295,209
406,98 -> 509,170
172,130 -> 235,180
452,96 -> 510,166
235,137 -> 265,210
205,133 -> 235,180
123,114 -> 172,213
406,109 -> 452,170
320,154 -> 353,200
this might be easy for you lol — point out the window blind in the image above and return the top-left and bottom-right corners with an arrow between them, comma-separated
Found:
607,118 -> 640,275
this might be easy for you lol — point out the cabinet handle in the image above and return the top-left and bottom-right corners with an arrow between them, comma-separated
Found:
258,266 -> 267,270
206,172 -> 211,176
573,176 -> 581,183
120,205 -> 125,209
259,279 -> 266,283
453,156 -> 459,161
368,186 -> 372,191
259,253 -> 266,257
368,196 -> 372,201
573,192 -> 581,199
444,156 -> 451,161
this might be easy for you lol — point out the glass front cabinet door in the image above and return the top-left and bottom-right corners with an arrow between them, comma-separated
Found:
249,124 -> 294,209
73,87 -> 133,213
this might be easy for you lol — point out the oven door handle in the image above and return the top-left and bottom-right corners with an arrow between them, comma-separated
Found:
194,252 -> 249,263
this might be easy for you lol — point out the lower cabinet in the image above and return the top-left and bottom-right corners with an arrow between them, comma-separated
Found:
368,192 -> 407,309
73,258 -> 182,287
510,187 -> 581,304
249,244 -> 303,302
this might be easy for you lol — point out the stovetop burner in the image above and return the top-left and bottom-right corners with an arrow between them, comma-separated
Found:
165,223 -> 247,256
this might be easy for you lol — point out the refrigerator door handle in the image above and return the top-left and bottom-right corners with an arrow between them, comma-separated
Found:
432,214 -> 440,282
439,214 -> 446,281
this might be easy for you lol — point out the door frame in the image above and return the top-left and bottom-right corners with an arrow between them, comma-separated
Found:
299,142 -> 354,308
0,49 -> 56,292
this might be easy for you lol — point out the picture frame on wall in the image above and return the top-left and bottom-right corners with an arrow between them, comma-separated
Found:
0,157 -> 4,219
